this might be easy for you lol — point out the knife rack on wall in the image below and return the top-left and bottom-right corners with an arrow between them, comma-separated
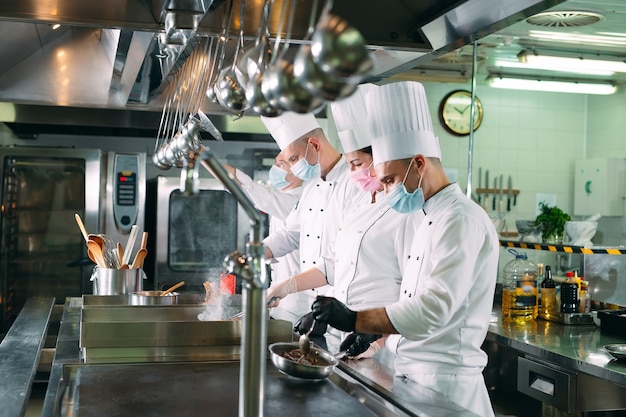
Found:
475,188 -> 520,196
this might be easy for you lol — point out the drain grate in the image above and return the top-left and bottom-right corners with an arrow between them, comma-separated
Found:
526,10 -> 604,28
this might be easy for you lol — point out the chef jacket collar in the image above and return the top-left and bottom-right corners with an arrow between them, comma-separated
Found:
422,183 -> 460,215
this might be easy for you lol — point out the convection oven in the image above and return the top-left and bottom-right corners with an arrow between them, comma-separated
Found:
0,147 -> 145,332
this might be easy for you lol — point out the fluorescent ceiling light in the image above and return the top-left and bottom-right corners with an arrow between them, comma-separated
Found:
495,51 -> 626,76
486,75 -> 617,95
494,59 -> 615,76
528,30 -> 626,46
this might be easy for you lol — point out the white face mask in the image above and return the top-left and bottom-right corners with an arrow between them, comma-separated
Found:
291,142 -> 321,181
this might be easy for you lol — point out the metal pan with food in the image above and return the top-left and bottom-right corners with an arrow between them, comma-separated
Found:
268,342 -> 338,380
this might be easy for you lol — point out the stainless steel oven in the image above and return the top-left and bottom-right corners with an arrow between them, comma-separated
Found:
145,176 -> 253,293
0,146 -> 145,332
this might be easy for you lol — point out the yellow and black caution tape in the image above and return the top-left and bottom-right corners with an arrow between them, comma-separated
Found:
499,239 -> 626,255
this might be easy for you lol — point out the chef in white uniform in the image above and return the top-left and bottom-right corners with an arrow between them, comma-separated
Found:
260,112 -> 369,320
266,84 -> 420,357
311,81 -> 499,417
218,153 -> 309,323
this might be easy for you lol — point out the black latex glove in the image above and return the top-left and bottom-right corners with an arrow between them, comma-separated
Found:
311,296 -> 357,332
340,333 -> 382,357
293,311 -> 328,337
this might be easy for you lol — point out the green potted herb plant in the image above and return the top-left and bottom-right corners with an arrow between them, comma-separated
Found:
535,202 -> 571,244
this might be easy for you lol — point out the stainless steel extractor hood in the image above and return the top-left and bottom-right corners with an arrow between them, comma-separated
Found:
0,0 -> 564,135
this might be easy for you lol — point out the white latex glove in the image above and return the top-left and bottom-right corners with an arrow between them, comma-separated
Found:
350,339 -> 383,360
266,277 -> 297,307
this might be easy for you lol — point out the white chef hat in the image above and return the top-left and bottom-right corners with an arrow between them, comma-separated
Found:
365,81 -> 441,165
260,112 -> 321,150
329,83 -> 378,153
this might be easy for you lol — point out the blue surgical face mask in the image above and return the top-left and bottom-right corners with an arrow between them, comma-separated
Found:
386,159 -> 425,214
268,165 -> 290,190
291,142 -> 321,181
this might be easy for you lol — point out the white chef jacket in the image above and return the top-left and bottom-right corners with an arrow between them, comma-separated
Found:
319,196 -> 422,311
264,156 -> 369,309
236,170 -> 310,322
384,183 -> 499,417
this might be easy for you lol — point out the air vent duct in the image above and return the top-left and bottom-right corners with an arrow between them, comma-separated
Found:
526,10 -> 604,28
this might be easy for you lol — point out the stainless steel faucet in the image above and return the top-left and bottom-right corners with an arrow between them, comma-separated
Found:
180,145 -> 269,417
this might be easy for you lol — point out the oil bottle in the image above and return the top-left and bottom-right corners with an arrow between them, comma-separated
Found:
502,249 -> 538,323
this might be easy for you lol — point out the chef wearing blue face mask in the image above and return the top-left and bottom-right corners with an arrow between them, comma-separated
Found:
215,153 -> 309,323
267,84 -> 422,359
310,81 -> 499,417
260,112 -> 369,316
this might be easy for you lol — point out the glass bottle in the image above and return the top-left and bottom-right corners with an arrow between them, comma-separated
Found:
502,249 -> 538,323
540,265 -> 557,319
560,271 -> 579,314
579,280 -> 590,313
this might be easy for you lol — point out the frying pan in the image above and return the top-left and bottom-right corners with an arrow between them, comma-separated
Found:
268,342 -> 338,380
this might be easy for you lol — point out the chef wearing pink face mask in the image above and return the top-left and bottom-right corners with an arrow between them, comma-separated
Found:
267,84 -> 423,358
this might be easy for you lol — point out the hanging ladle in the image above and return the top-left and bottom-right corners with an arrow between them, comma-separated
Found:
235,0 -> 273,88
309,0 -> 373,80
244,0 -> 282,116
261,0 -> 325,114
291,0 -> 359,102
214,0 -> 249,114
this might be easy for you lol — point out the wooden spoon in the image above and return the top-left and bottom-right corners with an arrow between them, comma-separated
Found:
117,242 -> 124,267
131,248 -> 147,269
87,240 -> 107,268
161,281 -> 185,296
74,213 -> 89,242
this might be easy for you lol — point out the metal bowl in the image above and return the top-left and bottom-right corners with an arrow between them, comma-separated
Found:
604,344 -> 626,361
130,291 -> 179,305
268,342 -> 337,380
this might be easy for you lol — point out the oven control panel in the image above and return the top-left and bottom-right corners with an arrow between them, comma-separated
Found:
113,154 -> 140,233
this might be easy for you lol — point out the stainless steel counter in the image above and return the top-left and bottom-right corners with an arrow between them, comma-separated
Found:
0,297 -> 55,417
486,311 -> 626,388
41,298 -> 478,417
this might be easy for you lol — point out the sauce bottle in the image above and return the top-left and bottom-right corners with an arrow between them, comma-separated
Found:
540,265 -> 557,318
560,271 -> 579,314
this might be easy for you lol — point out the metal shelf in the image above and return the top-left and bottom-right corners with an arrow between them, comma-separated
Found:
499,239 -> 626,255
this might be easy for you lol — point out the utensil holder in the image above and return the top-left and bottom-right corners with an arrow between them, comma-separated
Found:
92,267 -> 144,295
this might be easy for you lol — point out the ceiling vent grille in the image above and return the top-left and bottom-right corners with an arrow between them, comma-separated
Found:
526,11 -> 604,28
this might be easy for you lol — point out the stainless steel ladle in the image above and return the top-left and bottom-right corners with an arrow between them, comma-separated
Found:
298,319 -> 316,359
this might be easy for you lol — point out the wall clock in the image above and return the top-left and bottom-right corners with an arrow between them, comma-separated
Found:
438,90 -> 484,136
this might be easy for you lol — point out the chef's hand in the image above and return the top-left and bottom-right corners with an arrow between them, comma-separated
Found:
311,296 -> 357,332
340,333 -> 382,359
266,277 -> 297,307
293,312 -> 328,337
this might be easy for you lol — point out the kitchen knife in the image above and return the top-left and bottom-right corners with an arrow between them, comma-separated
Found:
507,176 -> 513,211
498,175 -> 504,214
491,177 -> 498,211
484,170 -> 489,210
477,167 -> 482,204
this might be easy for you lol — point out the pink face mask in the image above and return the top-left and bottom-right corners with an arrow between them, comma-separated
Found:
349,164 -> 380,192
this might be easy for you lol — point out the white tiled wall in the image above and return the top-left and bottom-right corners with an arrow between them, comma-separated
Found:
421,81 -> 586,225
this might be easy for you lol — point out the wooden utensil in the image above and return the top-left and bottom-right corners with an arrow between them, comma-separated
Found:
87,239 -> 107,268
161,281 -> 185,296
74,213 -> 89,242
131,248 -> 147,269
122,225 -> 139,265
140,231 -> 148,250
117,242 -> 124,267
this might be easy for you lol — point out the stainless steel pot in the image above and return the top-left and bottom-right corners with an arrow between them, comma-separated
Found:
92,267 -> 143,295
268,342 -> 337,380
130,290 -> 179,305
